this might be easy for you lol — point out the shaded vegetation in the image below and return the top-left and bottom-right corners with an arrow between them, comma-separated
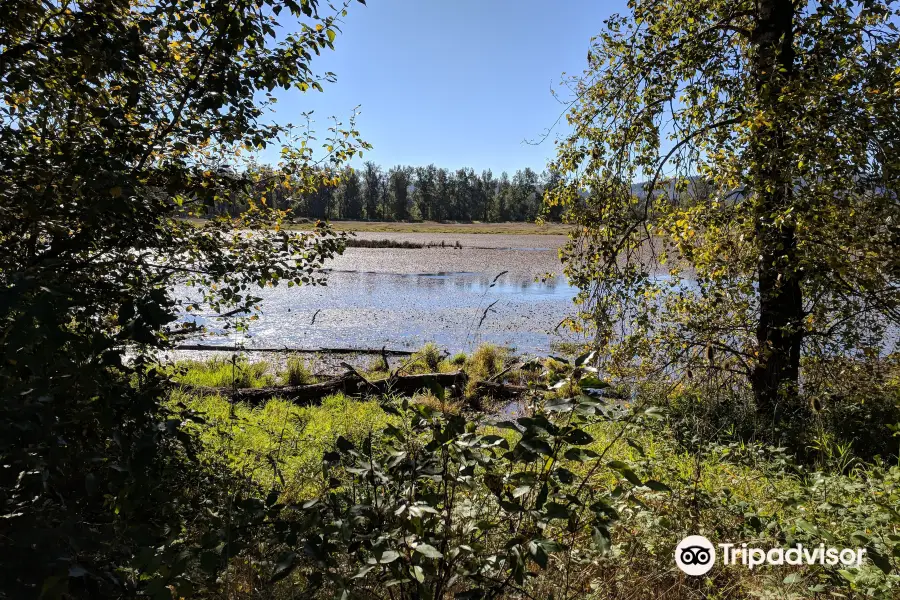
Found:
161,348 -> 900,598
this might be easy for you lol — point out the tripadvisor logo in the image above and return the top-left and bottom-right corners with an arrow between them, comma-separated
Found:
675,535 -> 867,576
675,535 -> 716,576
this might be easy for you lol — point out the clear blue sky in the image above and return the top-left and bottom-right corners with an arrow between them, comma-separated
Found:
263,0 -> 627,174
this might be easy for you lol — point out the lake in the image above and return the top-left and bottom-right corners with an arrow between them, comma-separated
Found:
177,231 -> 585,356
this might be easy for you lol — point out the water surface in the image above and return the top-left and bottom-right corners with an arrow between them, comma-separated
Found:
178,233 -> 583,355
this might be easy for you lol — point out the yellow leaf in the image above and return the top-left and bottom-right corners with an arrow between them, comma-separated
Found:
109,186 -> 122,197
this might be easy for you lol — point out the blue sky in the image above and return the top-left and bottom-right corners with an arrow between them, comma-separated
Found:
263,0 -> 627,174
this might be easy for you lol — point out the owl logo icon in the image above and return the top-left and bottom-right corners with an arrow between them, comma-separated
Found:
675,535 -> 716,576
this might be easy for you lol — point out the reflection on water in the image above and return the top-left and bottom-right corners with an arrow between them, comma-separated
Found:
177,270 -> 581,355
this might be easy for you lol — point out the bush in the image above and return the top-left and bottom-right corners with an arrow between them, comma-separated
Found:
165,352 -> 900,599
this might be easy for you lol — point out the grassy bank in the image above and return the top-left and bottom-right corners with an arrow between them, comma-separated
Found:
165,344 -> 899,599
286,220 -> 571,235
343,238 -> 464,249
181,217 -> 571,236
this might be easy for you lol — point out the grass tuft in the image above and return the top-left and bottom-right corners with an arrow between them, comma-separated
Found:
281,355 -> 315,386
407,342 -> 443,373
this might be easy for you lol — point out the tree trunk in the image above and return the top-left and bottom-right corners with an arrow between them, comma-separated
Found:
749,0 -> 803,421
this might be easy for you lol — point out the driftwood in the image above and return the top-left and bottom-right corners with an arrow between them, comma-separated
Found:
180,370 -> 467,406
173,344 -> 415,356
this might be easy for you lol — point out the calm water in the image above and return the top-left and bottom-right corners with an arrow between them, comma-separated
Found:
177,232 -> 584,355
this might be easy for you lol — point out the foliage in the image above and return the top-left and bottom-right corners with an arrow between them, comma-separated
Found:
466,344 -> 509,381
410,341 -> 445,372
238,162 -> 558,223
172,390 -> 390,501
213,352 -> 661,599
168,351 -> 900,599
545,0 -> 900,437
0,0 -> 368,595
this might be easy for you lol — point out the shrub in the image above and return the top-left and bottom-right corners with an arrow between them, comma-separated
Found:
169,352 -> 900,599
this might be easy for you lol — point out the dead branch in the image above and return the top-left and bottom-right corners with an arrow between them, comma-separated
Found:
172,344 -> 414,356
179,370 -> 467,406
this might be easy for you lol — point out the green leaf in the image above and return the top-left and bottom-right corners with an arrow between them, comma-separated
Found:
643,480 -> 672,492
415,544 -> 443,559
479,434 -> 509,449
574,351 -> 595,366
512,485 -> 532,499
563,448 -> 599,462
554,467 -> 575,484
619,468 -> 642,486
527,540 -> 549,568
270,552 -> 296,583
410,565 -> 425,583
543,502 -> 570,520
563,428 -> 593,445
545,397 -> 576,412
838,569 -> 856,582
592,526 -> 611,554
867,546 -> 892,574
379,550 -> 400,563
352,565 -> 375,579
578,376 -> 608,389
519,437 -> 552,456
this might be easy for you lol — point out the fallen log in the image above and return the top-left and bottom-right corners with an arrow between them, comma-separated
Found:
181,374 -> 358,405
172,344 -> 415,356
475,380 -> 531,399
178,371 -> 467,406
474,380 -> 629,401
379,371 -> 467,397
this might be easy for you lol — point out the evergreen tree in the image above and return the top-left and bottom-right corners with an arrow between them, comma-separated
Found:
495,172 -> 511,222
479,169 -> 496,222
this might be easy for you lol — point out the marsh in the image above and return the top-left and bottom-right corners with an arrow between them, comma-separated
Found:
177,231 -> 583,355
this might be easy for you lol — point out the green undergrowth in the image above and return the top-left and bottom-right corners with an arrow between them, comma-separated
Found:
170,388 -> 390,500
169,357 -> 277,388
171,386 -> 899,598
165,345 -> 900,597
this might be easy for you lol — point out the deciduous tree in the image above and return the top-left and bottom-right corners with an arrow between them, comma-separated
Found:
545,0 -> 900,427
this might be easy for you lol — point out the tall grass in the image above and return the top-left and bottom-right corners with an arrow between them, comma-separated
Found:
170,389 -> 391,501
170,357 -> 275,388
280,355 -> 315,386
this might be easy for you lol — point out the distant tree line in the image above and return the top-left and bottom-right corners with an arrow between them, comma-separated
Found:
208,163 -> 565,222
